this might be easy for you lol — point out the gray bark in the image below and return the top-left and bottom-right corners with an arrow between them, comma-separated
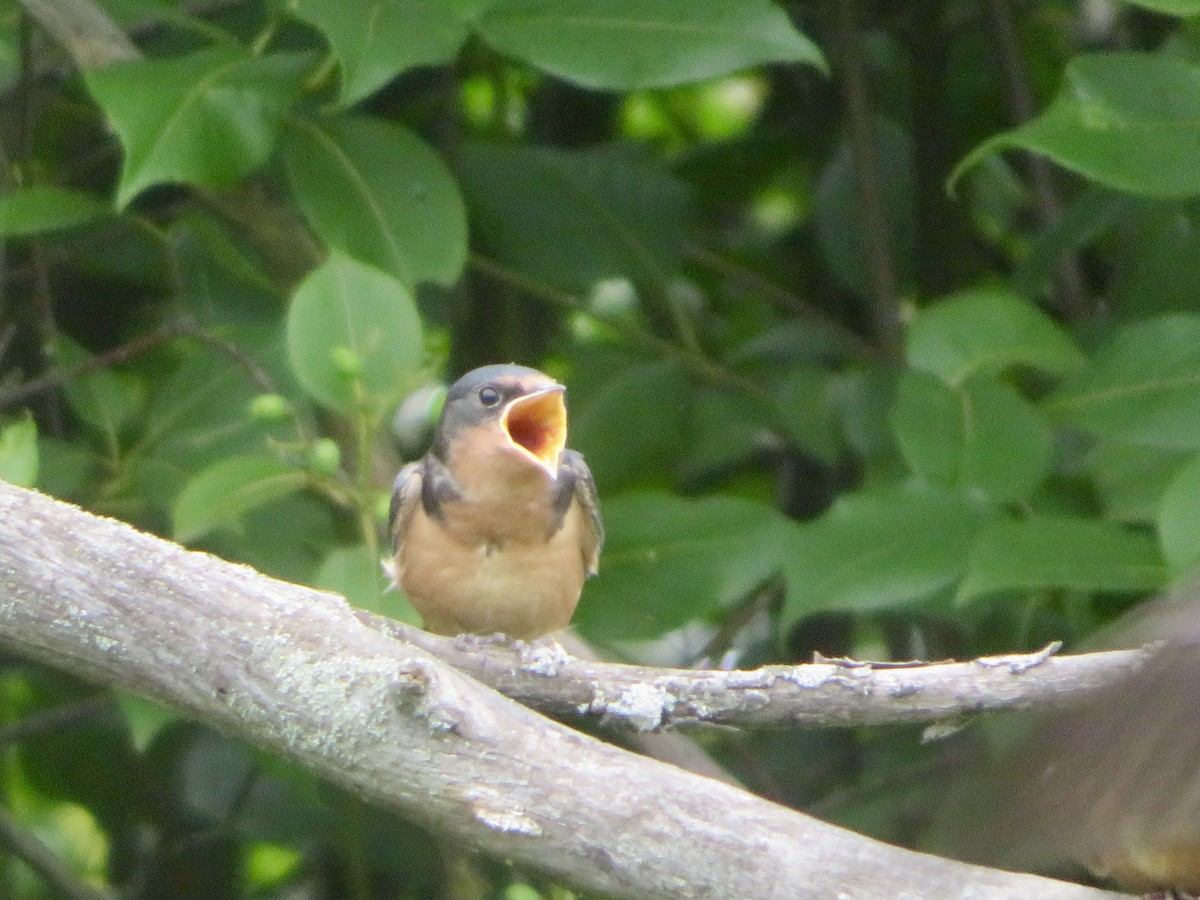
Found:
372,614 -> 1152,731
0,481 -> 1126,899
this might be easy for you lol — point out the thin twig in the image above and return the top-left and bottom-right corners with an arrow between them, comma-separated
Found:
0,803 -> 114,900
0,317 -> 289,412
0,318 -> 191,408
835,0 -> 904,361
983,0 -> 1092,320
174,323 -> 279,395
357,614 -> 1153,733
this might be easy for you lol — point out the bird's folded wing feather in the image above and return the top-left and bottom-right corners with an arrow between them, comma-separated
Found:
388,461 -> 423,559
562,449 -> 603,576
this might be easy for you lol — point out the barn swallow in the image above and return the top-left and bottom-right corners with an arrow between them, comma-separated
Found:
388,364 -> 602,640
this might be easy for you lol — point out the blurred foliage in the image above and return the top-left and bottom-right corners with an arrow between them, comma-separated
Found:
2,0 -> 1200,895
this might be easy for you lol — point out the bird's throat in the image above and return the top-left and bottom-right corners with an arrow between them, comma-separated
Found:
501,388 -> 567,477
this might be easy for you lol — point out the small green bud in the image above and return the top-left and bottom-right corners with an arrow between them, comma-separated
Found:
248,393 -> 289,422
309,438 -> 341,475
331,346 -> 363,380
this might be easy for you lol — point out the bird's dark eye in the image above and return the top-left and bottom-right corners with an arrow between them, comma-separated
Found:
478,386 -> 501,407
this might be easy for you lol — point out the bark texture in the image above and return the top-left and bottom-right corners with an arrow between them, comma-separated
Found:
0,482 -> 1125,899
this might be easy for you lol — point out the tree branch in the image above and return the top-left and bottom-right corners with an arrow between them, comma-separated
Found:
359,613 -> 1153,731
0,482 -> 1126,899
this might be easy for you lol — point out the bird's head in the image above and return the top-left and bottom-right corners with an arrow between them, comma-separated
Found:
434,364 -> 568,479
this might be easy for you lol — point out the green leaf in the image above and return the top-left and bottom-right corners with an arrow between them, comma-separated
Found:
1045,313 -> 1200,448
958,517 -> 1166,603
282,116 -> 467,287
35,437 -> 102,500
814,118 -> 915,299
907,288 -> 1084,384
576,492 -> 792,640
0,413 -> 38,487
891,371 -> 1055,504
170,212 -> 285,325
1108,201 -> 1200,319
459,143 -> 691,289
475,0 -> 825,89
828,369 -> 900,462
138,326 -> 285,479
173,454 -> 306,543
783,487 -> 989,619
1087,443 -> 1190,524
774,368 -> 845,466
48,336 -> 144,445
113,690 -> 179,753
85,48 -> 314,207
285,250 -> 423,412
1117,0 -> 1200,15
1157,454 -> 1200,575
314,544 -> 419,623
202,493 -> 336,583
0,185 -> 108,236
951,53 -> 1200,199
569,359 -> 689,491
290,0 -> 467,106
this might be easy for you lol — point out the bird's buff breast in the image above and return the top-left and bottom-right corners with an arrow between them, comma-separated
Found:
398,502 -> 587,640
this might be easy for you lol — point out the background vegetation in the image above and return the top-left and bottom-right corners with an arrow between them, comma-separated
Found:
2,0 -> 1200,895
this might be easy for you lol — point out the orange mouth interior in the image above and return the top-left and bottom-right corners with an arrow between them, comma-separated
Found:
502,388 -> 567,471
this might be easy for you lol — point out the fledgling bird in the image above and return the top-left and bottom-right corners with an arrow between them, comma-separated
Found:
388,364 -> 602,640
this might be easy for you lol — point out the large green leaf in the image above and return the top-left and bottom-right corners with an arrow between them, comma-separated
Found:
891,371 -> 1054,504
1156,454 -> 1200,576
1087,443 -> 1190,524
1045,313 -> 1200,448
1108,201 -> 1200,318
49,335 -> 144,446
459,143 -> 691,289
0,413 -> 38,487
315,544 -> 419,623
290,0 -> 467,106
0,185 -> 108,236
952,53 -> 1200,199
568,359 -> 689,491
85,48 -> 314,207
782,487 -> 989,620
285,251 -> 423,412
169,212 -> 285,325
474,0 -> 825,89
814,118 -> 915,299
907,288 -> 1084,384
576,491 -> 792,640
173,454 -> 307,543
137,327 -> 285,479
202,493 -> 337,584
282,116 -> 467,287
1118,0 -> 1200,15
958,517 -> 1166,603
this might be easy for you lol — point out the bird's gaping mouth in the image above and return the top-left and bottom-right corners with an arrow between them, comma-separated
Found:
501,385 -> 567,478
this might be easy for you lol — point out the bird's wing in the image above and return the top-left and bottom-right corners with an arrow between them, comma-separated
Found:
388,461 -> 423,560
560,449 -> 603,576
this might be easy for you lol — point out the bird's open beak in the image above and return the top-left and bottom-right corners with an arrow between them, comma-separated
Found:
501,385 -> 567,478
